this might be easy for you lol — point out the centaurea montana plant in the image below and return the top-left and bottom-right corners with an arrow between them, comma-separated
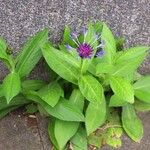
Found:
0,21 -> 150,150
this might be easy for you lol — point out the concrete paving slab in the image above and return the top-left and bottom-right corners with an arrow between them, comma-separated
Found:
0,109 -> 44,150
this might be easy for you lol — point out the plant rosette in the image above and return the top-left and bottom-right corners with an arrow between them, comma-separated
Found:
0,21 -> 150,150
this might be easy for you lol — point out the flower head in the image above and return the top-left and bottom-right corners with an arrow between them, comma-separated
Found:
66,26 -> 105,59
77,43 -> 93,58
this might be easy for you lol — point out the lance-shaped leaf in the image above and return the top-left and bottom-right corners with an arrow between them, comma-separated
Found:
70,127 -> 87,150
0,37 -> 14,69
0,37 -> 8,60
84,23 -> 95,44
94,21 -> 103,34
115,46 -> 149,64
15,28 -> 49,78
96,62 -> 113,74
133,76 -> 150,103
122,104 -> 143,142
85,97 -> 106,135
3,72 -> 21,103
0,95 -> 30,110
115,37 -> 125,51
41,43 -> 81,84
109,76 -> 134,103
54,89 -> 84,149
69,89 -> 84,110
63,25 -> 76,47
38,82 -> 63,107
0,84 -> 3,97
78,74 -> 104,103
111,53 -> 146,78
101,23 -> 116,63
109,95 -> 127,107
24,91 -> 84,122
134,100 -> 150,112
48,120 -> 59,150
54,120 -> 79,150
0,95 -> 30,119
21,80 -> 46,91
0,106 -> 20,119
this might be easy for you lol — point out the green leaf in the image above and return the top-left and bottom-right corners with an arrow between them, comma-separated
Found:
22,80 -> 46,91
69,89 -> 84,110
15,28 -> 49,78
122,104 -> 143,142
78,74 -> 104,103
134,89 -> 150,103
63,26 -> 76,47
0,95 -> 30,119
107,109 -> 122,125
84,23 -> 95,44
0,84 -> 3,97
133,76 -> 150,103
85,97 -> 106,135
37,104 -> 49,117
115,37 -> 125,51
63,25 -> 71,43
46,98 -> 85,121
94,21 -> 103,34
111,54 -> 146,78
96,63 -> 113,74
54,119 -> 79,150
109,76 -> 134,103
134,100 -> 150,111
133,76 -> 150,89
54,89 -> 84,149
24,91 -> 85,122
70,127 -> 87,150
0,95 -> 30,110
38,82 -> 63,107
48,120 -> 59,150
109,95 -> 127,107
3,72 -> 21,103
115,46 -> 149,64
41,43 -> 81,84
0,37 -> 8,60
88,61 -> 96,76
101,23 -> 116,63
0,106 -> 20,119
0,37 -> 14,69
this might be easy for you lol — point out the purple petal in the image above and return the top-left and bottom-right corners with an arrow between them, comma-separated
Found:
70,32 -> 78,39
82,27 -> 87,35
96,49 -> 104,57
65,44 -> 72,50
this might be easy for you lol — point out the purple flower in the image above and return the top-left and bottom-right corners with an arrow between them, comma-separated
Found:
77,43 -> 93,58
67,26 -> 105,59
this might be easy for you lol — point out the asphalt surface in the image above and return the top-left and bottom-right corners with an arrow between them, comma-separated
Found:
0,0 -> 150,150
